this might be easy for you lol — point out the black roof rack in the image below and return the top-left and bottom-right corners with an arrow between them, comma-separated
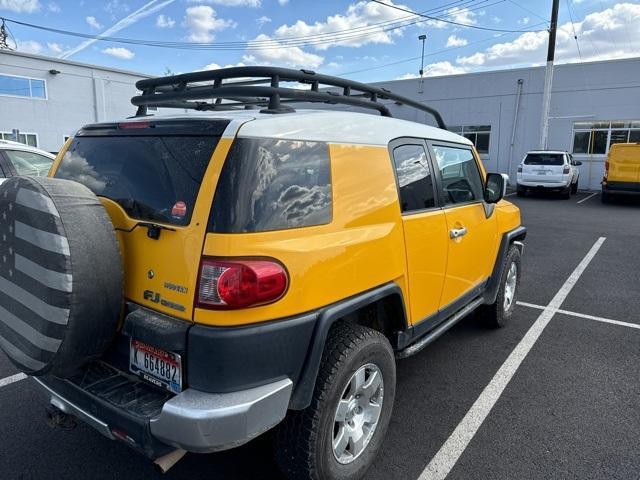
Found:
131,66 -> 446,129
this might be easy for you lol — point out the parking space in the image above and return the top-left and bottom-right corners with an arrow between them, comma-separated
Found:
0,192 -> 639,480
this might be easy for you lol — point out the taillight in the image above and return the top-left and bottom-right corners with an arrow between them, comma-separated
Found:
197,258 -> 288,309
563,165 -> 570,174
603,161 -> 609,179
517,165 -> 522,173
118,121 -> 151,129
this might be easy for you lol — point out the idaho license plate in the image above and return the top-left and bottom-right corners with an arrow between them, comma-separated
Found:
129,339 -> 182,394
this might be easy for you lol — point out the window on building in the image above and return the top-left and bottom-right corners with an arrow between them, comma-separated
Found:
572,121 -> 640,155
392,143 -> 436,212
0,74 -> 46,99
1,132 -> 38,147
447,125 -> 491,154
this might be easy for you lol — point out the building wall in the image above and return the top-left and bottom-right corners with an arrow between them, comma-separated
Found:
0,51 -> 148,153
372,57 -> 640,190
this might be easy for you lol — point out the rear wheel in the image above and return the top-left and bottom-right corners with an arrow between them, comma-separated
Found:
516,185 -> 526,197
601,190 -> 610,203
571,180 -> 578,194
561,186 -> 571,199
274,322 -> 396,480
482,244 -> 521,328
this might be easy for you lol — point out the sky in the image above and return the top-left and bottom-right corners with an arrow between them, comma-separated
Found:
1,0 -> 639,82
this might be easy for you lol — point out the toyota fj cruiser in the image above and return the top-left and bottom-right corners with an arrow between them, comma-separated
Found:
0,67 -> 525,480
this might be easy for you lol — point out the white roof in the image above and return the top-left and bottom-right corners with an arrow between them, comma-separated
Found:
0,140 -> 56,158
526,150 -> 567,154
137,109 -> 471,147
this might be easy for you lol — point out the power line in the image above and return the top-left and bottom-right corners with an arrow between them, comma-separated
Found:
565,0 -> 582,60
369,0 -> 546,33
506,0 -> 550,25
338,21 -> 548,77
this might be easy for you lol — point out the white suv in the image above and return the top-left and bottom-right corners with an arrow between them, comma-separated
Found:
0,140 -> 55,184
516,150 -> 581,199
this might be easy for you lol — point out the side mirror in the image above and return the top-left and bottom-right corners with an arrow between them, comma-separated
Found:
484,173 -> 508,204
575,160 -> 582,166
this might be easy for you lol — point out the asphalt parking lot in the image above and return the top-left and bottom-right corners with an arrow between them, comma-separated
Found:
1,190 -> 639,480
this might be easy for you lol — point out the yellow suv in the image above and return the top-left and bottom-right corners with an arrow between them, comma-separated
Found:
602,143 -> 640,203
0,67 -> 525,480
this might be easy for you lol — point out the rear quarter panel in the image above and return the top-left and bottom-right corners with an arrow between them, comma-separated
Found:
195,143 -> 409,326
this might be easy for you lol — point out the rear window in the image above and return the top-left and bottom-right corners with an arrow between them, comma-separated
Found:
209,138 -> 332,233
524,153 -> 564,166
56,135 -> 220,226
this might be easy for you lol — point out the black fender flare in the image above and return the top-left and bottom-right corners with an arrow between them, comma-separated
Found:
289,282 -> 406,410
483,226 -> 527,305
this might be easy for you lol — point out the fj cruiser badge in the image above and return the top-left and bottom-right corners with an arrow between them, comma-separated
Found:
143,290 -> 186,312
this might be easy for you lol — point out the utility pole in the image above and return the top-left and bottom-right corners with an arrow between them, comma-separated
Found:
418,34 -> 426,94
539,0 -> 560,150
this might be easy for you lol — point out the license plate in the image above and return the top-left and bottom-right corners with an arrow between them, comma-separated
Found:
129,339 -> 182,394
536,170 -> 547,175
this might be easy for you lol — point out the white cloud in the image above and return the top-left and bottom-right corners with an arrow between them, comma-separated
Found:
47,1 -> 60,12
242,34 -> 324,69
187,0 -> 260,6
202,61 -> 246,70
456,3 -> 640,69
86,16 -> 103,30
16,39 -> 43,54
102,46 -> 135,59
445,6 -> 476,25
104,0 -> 130,18
47,42 -> 63,54
0,0 -> 40,13
184,5 -> 236,42
278,0 -> 289,4
396,61 -> 466,79
256,15 -> 271,27
446,35 -> 468,47
519,16 -> 530,25
61,0 -> 176,59
272,0 -> 414,51
156,13 -> 175,27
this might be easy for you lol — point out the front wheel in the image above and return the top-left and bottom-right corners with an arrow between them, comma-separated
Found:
274,322 -> 396,480
482,244 -> 521,328
571,181 -> 578,194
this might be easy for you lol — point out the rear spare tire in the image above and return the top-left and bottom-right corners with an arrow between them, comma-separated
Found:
0,176 -> 122,378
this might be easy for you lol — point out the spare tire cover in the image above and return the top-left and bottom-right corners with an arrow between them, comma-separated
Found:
0,176 -> 122,378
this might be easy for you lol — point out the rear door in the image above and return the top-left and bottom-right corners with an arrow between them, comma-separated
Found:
522,152 -> 565,184
390,139 -> 448,326
609,145 -> 640,184
53,119 -> 230,320
428,142 -> 497,309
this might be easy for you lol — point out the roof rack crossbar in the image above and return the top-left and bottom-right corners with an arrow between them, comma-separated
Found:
132,66 -> 446,129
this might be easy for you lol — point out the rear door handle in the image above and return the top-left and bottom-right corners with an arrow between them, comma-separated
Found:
449,227 -> 468,239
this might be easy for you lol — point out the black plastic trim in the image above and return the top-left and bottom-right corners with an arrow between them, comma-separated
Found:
188,311 -> 317,395
123,304 -> 190,352
289,282 -> 406,410
483,225 -> 527,305
76,119 -> 230,137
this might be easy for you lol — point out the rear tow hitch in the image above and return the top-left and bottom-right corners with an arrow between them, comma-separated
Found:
45,405 -> 77,431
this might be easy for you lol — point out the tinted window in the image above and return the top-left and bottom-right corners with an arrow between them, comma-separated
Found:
524,153 -> 564,166
630,130 -> 640,143
432,145 -> 484,205
0,75 -> 45,98
572,131 -> 590,154
56,135 -> 220,226
5,150 -> 52,176
392,144 -> 435,212
592,130 -> 608,154
210,138 -> 332,233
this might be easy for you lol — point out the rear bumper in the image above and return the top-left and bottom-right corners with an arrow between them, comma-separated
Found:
35,370 -> 292,455
517,180 -> 570,189
602,181 -> 640,195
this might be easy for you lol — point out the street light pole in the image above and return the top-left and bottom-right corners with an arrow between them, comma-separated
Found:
539,0 -> 560,150
418,34 -> 426,93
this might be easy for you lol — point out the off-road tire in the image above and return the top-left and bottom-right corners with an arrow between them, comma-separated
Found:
601,191 -> 610,203
482,244 -> 521,328
561,186 -> 571,199
516,185 -> 526,197
571,181 -> 578,195
274,322 -> 396,480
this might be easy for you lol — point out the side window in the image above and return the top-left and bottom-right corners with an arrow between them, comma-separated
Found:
391,144 -> 436,212
210,138 -> 332,233
432,145 -> 484,206
4,150 -> 53,177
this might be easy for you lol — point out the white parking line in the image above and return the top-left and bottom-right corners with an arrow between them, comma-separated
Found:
517,301 -> 640,330
577,192 -> 598,204
0,372 -> 27,388
418,236 -> 606,480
